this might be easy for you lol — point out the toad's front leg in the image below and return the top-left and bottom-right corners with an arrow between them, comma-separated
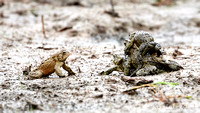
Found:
100,66 -> 119,75
55,62 -> 66,78
62,63 -> 76,76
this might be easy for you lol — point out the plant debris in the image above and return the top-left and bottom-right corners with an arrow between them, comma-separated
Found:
25,99 -> 44,111
121,76 -> 153,85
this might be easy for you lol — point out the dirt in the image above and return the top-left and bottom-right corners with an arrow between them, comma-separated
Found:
0,0 -> 200,112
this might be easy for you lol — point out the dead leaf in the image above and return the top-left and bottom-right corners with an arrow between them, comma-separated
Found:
25,99 -> 44,110
37,47 -> 57,50
104,10 -> 119,17
58,26 -> 72,32
93,93 -> 103,98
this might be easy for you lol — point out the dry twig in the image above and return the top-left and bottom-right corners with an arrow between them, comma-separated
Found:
123,84 -> 156,94
104,0 -> 119,17
123,83 -> 188,106
41,15 -> 47,38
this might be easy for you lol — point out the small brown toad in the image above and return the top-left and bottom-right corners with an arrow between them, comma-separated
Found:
28,50 -> 75,79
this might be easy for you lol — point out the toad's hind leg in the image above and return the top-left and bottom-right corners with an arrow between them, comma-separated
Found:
136,65 -> 157,76
166,60 -> 183,71
29,70 -> 43,79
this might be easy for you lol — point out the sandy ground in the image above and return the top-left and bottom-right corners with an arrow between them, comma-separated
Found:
0,0 -> 200,112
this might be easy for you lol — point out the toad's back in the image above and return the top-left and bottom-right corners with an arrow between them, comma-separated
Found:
37,58 -> 57,76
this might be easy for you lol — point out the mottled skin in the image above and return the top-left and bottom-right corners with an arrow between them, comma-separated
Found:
100,32 -> 183,76
124,32 -> 163,76
100,52 -> 182,76
29,50 -> 75,79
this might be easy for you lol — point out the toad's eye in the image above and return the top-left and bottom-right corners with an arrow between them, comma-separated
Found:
124,40 -> 128,46
62,51 -> 66,55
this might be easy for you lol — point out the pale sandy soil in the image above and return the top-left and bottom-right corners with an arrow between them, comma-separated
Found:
0,0 -> 200,113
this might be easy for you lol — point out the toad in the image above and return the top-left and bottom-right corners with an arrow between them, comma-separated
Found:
124,32 -> 163,76
28,50 -> 75,79
100,32 -> 183,76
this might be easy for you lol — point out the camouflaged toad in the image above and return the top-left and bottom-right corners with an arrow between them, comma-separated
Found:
100,32 -> 183,76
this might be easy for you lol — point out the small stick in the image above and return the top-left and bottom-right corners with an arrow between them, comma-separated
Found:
108,0 -> 119,17
123,84 -> 157,93
41,15 -> 47,38
110,0 -> 115,15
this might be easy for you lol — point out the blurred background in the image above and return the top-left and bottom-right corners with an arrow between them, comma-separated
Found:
0,0 -> 199,46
